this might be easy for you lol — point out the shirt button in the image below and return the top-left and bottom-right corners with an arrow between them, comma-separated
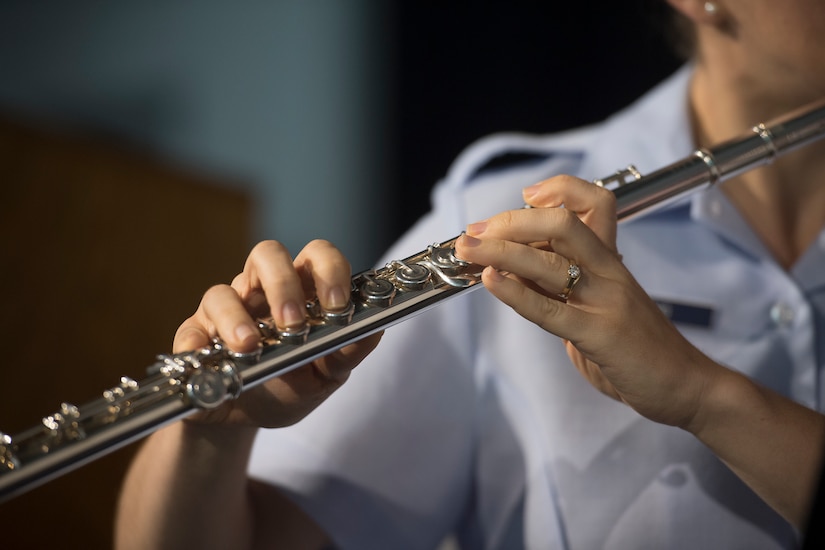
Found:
709,199 -> 723,217
658,465 -> 689,488
770,302 -> 795,327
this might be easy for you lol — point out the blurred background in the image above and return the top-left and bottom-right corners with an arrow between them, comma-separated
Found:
0,2 -> 679,548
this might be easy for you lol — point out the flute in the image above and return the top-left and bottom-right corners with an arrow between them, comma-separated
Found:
1,99 -> 825,504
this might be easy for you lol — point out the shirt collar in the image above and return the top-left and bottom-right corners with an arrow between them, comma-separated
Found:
692,184 -> 825,290
690,185 -> 768,262
578,64 -> 695,184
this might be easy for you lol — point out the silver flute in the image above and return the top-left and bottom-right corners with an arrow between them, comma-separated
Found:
2,99 -> 825,504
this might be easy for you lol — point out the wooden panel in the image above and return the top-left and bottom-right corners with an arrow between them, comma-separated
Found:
0,114 -> 253,549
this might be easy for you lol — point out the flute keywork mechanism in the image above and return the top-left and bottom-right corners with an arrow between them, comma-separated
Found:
2,98 -> 825,503
0,238 -> 484,502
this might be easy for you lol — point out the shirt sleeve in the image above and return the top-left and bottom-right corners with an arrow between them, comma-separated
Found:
247,190 -> 480,550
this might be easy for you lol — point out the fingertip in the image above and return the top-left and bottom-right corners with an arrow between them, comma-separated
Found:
482,265 -> 505,283
325,285 -> 350,312
465,221 -> 487,236
454,233 -> 481,265
174,325 -> 210,353
459,233 -> 482,247
522,181 -> 543,201
233,322 -> 260,351
522,184 -> 542,208
339,331 -> 384,366
522,180 -> 563,208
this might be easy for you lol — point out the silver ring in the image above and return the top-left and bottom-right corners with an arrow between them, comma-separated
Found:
558,263 -> 582,301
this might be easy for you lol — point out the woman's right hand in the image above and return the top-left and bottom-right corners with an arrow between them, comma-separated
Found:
455,176 -> 717,430
174,239 -> 382,428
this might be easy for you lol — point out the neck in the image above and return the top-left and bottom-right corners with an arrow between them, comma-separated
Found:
688,64 -> 825,269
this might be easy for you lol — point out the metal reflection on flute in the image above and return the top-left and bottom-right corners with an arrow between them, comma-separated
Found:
2,99 -> 825,504
606,98 -> 825,219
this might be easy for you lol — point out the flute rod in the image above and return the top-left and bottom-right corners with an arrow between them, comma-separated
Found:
613,98 -> 825,220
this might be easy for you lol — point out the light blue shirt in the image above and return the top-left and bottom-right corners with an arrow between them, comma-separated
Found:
248,65 -> 824,549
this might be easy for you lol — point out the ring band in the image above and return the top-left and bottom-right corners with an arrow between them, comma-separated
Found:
558,263 -> 582,301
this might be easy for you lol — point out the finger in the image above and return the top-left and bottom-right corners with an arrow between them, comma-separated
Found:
456,233 -> 572,296
481,266 -> 588,340
464,207 -> 578,247
231,272 -> 270,318
522,175 -> 618,249
173,284 -> 260,355
293,239 -> 352,312
565,341 -> 624,401
459,209 -> 614,273
173,317 -> 212,354
314,332 -> 384,383
199,284 -> 261,352
242,240 -> 308,330
271,332 -> 384,421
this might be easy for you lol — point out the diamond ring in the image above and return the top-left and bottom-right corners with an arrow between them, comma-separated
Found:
558,263 -> 582,301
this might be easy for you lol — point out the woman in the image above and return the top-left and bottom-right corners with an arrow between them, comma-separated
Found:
117,1 -> 825,548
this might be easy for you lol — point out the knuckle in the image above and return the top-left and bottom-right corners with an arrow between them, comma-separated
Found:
303,238 -> 335,254
267,268 -> 299,288
202,283 -> 233,302
231,272 -> 247,288
175,320 -> 200,340
544,251 -> 568,276
297,240 -> 351,278
594,185 -> 617,209
557,174 -> 583,186
557,207 -> 582,231
536,297 -> 562,332
200,284 -> 243,318
495,209 -> 517,230
249,240 -> 290,262
173,316 -> 210,352
328,255 -> 352,276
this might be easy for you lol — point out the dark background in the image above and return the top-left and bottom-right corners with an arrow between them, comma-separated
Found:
389,3 -> 683,240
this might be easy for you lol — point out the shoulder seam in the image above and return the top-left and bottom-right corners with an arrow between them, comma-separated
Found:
444,124 -> 600,189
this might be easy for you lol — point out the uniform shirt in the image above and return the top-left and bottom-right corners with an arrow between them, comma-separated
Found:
248,65 -> 825,549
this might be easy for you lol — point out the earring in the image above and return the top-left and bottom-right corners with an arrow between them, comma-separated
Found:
704,2 -> 718,15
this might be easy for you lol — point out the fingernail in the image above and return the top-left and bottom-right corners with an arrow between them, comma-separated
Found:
466,221 -> 487,236
281,300 -> 305,328
460,233 -> 482,247
177,326 -> 208,350
327,286 -> 348,310
234,323 -> 257,344
523,182 -> 542,200
484,266 -> 505,281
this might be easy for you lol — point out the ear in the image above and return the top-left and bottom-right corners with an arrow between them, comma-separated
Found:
665,0 -> 723,25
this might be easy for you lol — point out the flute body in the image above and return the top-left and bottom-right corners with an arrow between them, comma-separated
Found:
2,99 -> 825,504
